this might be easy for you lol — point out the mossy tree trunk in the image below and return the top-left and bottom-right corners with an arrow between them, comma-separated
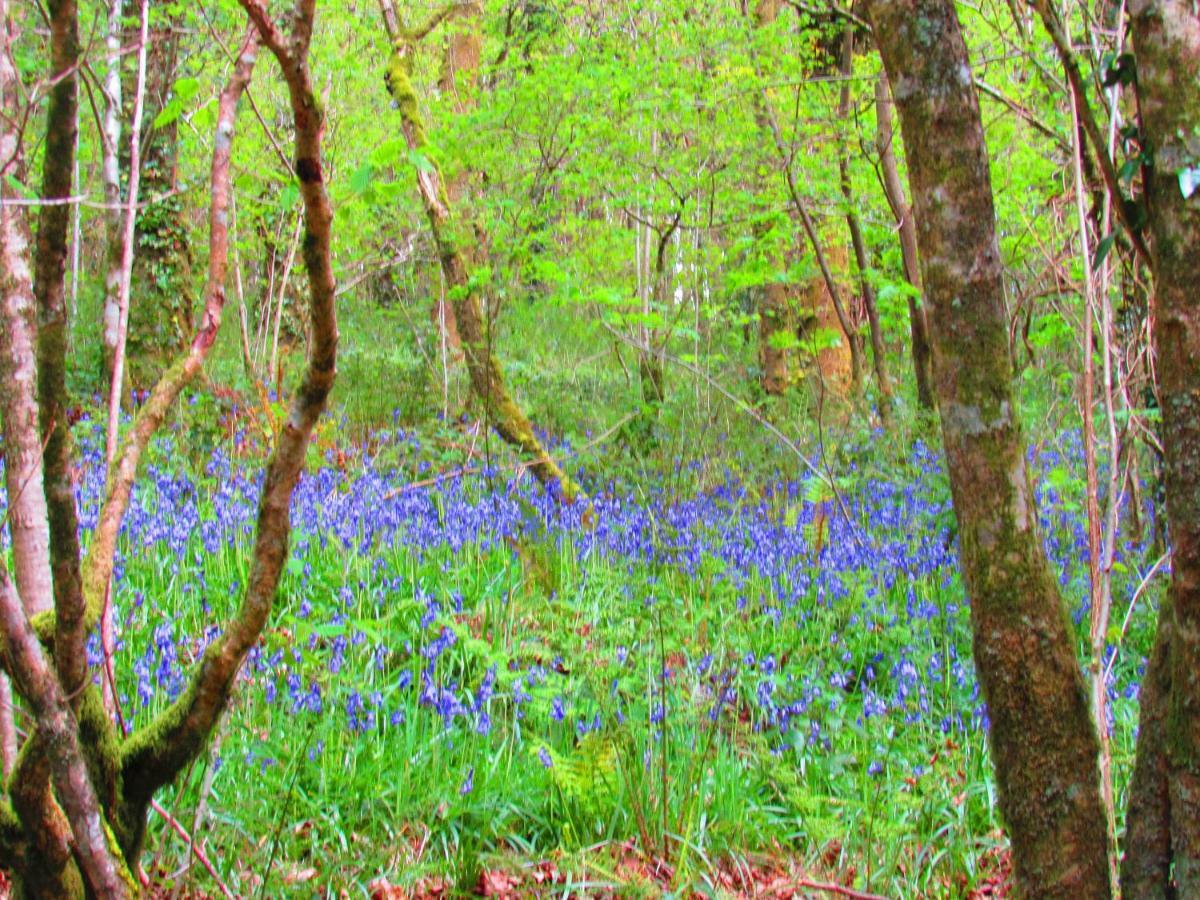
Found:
127,13 -> 195,387
1120,2 -> 1200,894
379,0 -> 585,504
0,8 -> 337,893
429,7 -> 481,358
867,1 -> 1112,895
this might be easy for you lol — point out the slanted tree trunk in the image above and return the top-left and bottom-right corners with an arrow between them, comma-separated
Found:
874,69 -> 935,410
1120,2 -> 1200,894
429,6 -> 480,357
379,1 -> 586,504
867,1 -> 1111,895
837,25 -> 892,420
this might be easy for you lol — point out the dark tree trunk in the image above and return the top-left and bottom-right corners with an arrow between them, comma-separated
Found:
867,1 -> 1111,895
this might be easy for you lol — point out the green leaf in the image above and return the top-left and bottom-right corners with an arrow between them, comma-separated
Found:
1092,233 -> 1116,270
409,149 -> 436,174
173,76 -> 201,102
152,100 -> 184,129
350,163 -> 375,195
1179,166 -> 1200,200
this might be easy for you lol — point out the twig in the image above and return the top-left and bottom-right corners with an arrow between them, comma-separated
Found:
1104,552 -> 1169,682
151,800 -> 235,900
792,876 -> 888,900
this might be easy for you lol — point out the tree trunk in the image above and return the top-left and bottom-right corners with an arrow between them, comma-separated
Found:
0,0 -> 55,791
838,25 -> 892,421
758,281 -> 792,395
867,1 -> 1111,895
1121,1 -> 1200,893
874,69 -> 935,410
380,2 -> 586,504
100,0 -> 124,387
429,9 -> 479,358
127,13 -> 194,384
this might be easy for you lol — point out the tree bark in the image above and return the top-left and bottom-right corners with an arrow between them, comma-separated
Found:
0,25 -> 54,621
867,1 -> 1111,895
100,0 -> 150,715
1121,1 -> 1200,893
0,569 -> 133,897
874,68 -> 935,410
838,25 -> 892,421
119,0 -> 335,858
123,10 -> 194,384
83,26 -> 261,658
100,0 -> 124,387
0,0 -> 54,793
379,1 -> 586,504
31,0 -> 91,714
0,19 -> 278,894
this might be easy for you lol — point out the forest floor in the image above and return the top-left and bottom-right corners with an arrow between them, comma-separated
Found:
3,401 -> 1150,896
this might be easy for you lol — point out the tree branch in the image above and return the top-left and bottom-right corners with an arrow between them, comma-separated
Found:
82,26 -> 261,628
0,566 -> 133,896
30,0 -> 90,704
1031,0 -> 1152,268
121,0 -> 337,809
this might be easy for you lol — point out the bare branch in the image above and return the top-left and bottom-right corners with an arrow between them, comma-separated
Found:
83,26 -> 261,626
121,0 -> 337,806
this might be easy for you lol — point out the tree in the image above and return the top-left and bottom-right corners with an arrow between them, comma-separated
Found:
1119,1 -> 1200,893
0,0 -> 338,891
836,24 -> 892,420
873,68 -> 935,410
378,0 -> 586,504
866,0 -> 1112,894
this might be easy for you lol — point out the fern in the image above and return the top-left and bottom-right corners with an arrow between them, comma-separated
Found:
536,732 -> 619,814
